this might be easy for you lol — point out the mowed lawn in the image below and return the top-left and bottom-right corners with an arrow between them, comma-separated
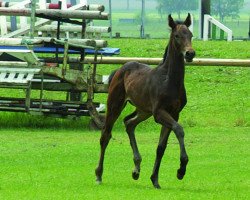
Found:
0,40 -> 249,199
0,127 -> 249,199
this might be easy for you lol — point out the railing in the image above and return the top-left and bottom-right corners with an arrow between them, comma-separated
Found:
203,14 -> 233,41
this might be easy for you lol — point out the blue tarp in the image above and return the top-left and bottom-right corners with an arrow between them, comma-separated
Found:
0,46 -> 120,56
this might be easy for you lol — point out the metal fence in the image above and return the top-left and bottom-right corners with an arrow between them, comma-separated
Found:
12,0 -> 250,39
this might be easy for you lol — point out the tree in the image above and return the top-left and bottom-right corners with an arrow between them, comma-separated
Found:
156,0 -> 198,19
211,0 -> 245,21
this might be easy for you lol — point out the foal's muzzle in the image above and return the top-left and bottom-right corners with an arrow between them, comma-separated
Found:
185,50 -> 195,62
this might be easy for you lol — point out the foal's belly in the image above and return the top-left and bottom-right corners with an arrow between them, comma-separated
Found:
124,68 -> 153,113
126,95 -> 153,113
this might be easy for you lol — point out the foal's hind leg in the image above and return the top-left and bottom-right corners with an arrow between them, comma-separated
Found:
124,110 -> 150,180
95,84 -> 126,184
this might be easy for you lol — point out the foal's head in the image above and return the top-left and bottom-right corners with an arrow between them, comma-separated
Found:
168,13 -> 195,62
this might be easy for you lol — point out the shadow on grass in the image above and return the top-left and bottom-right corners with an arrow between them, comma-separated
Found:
93,180 -> 215,197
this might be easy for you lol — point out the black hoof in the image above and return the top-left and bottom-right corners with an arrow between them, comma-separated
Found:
177,169 -> 185,180
150,175 -> 161,189
95,168 -> 103,184
132,170 -> 140,180
153,183 -> 161,189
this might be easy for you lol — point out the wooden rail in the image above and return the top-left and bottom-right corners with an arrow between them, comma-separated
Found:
0,8 -> 109,20
75,57 -> 250,67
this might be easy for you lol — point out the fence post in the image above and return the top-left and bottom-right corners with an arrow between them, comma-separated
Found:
140,0 -> 145,38
10,16 -> 17,32
200,0 -> 211,39
30,0 -> 37,38
203,14 -> 209,41
109,0 -> 112,38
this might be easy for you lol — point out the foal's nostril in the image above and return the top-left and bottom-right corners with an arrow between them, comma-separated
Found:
186,51 -> 195,58
185,50 -> 195,62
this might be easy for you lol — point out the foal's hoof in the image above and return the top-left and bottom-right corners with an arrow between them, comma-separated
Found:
150,175 -> 161,189
152,181 -> 161,189
132,170 -> 140,180
96,177 -> 102,185
177,169 -> 185,180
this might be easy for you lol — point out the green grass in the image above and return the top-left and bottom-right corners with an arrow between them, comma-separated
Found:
0,40 -> 249,199
106,39 -> 250,59
1,127 -> 249,199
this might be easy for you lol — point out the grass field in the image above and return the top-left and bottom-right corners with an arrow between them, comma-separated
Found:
0,39 -> 249,199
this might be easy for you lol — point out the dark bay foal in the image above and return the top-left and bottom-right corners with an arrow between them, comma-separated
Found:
95,13 -> 195,189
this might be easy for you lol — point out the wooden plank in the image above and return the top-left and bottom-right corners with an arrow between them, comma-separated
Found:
0,61 -> 29,68
0,37 -> 44,45
0,68 -> 40,73
0,8 -> 109,20
0,49 -> 40,65
37,25 -> 111,33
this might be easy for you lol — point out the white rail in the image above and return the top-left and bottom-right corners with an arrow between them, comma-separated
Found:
203,14 -> 233,41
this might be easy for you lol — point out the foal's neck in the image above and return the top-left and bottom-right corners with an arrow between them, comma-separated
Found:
161,41 -> 185,86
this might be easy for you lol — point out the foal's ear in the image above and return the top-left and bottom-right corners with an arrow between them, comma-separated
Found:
184,13 -> 192,27
168,14 -> 176,29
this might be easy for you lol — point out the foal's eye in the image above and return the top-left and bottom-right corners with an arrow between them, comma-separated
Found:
175,34 -> 180,39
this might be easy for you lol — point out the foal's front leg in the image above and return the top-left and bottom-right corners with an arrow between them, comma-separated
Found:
150,126 -> 171,189
152,109 -> 189,188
